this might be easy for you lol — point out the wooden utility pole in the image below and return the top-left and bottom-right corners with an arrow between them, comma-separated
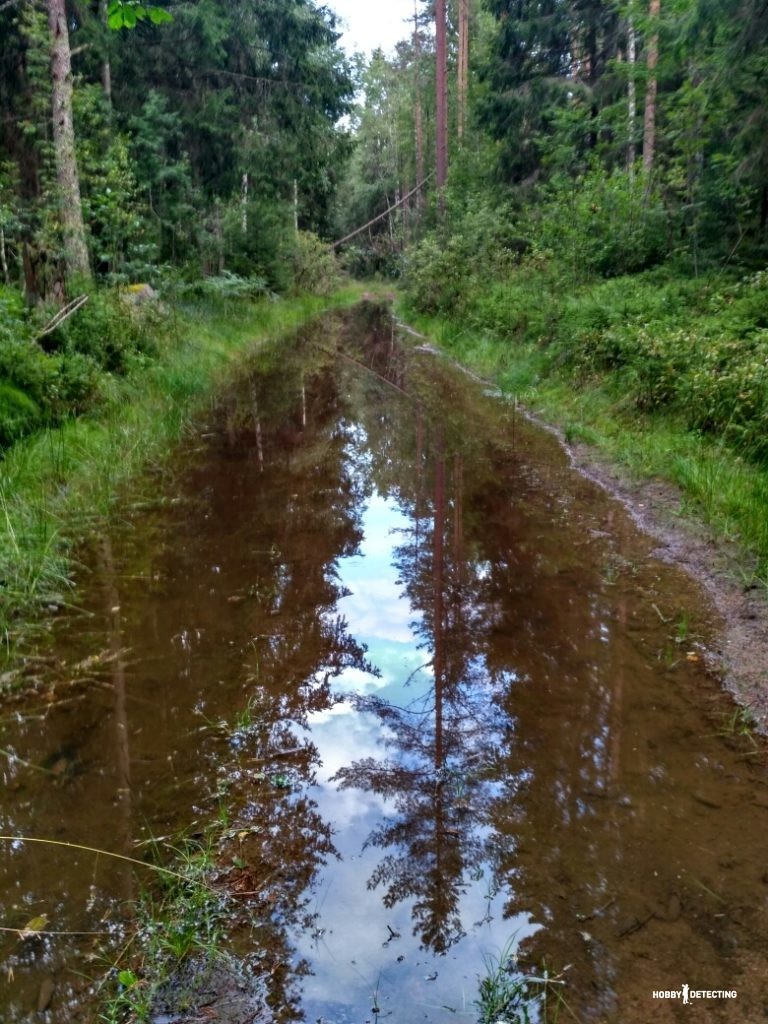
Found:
48,0 -> 91,281
435,0 -> 448,197
642,0 -> 660,177
457,0 -> 470,142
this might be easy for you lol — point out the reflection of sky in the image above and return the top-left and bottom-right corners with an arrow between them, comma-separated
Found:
302,493 -> 538,1022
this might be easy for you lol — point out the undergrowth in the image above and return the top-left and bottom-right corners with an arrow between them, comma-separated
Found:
399,259 -> 768,581
0,286 -> 364,664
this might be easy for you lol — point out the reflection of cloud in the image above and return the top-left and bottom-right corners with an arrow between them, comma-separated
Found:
339,577 -> 412,644
298,844 -> 541,1021
311,706 -> 385,784
338,496 -> 415,645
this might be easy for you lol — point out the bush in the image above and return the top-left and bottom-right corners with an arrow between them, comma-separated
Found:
49,291 -> 158,372
290,231 -> 343,296
0,382 -> 41,447
404,201 -> 526,316
527,167 -> 670,278
176,272 -> 270,302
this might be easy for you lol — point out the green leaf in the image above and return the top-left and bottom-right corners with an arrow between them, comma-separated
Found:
122,7 -> 137,27
107,10 -> 124,28
18,914 -> 48,939
133,4 -> 147,18
147,7 -> 173,24
118,970 -> 138,988
106,0 -> 121,14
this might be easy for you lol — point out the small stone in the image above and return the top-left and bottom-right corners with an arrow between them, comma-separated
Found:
692,791 -> 722,810
37,977 -> 55,1013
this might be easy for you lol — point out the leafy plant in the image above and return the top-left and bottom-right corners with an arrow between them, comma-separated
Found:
106,0 -> 172,30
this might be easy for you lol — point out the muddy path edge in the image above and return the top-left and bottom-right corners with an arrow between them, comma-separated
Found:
395,312 -> 768,736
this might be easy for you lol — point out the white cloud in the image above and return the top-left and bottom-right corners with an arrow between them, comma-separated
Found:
329,0 -> 418,57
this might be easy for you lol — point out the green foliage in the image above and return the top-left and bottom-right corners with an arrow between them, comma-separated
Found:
528,167 -> 670,278
106,0 -> 173,30
176,272 -> 270,302
0,383 -> 41,447
404,201 -> 525,315
406,233 -> 768,468
476,942 -> 566,1024
74,86 -> 147,280
50,291 -> 158,374
0,289 -> 166,454
289,232 -> 343,296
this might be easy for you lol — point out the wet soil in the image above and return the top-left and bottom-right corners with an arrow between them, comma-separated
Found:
1,303 -> 767,1024
555,433 -> 768,734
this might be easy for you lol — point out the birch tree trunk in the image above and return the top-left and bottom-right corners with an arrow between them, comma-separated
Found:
642,0 -> 660,177
0,226 -> 9,285
98,0 -> 112,102
48,0 -> 90,282
435,0 -> 448,196
627,11 -> 637,171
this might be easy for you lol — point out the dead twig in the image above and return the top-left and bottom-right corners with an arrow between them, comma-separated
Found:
34,294 -> 90,342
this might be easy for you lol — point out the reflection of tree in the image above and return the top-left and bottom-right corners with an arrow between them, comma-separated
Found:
330,312 -> 636,1003
334,378 -> 510,954
200,319 -> 379,1021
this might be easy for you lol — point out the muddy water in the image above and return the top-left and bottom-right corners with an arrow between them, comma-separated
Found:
1,303 -> 768,1024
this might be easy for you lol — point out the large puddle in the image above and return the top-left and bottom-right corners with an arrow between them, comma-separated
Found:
1,304 -> 767,1023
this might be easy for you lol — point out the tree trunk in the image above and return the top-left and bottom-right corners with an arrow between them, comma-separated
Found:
457,0 -> 469,143
413,1 -> 425,212
642,0 -> 660,178
98,0 -> 112,102
0,225 -> 9,285
48,0 -> 90,282
627,12 -> 637,171
435,0 -> 448,198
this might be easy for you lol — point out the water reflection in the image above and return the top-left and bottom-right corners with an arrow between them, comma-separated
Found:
0,305 -> 766,1024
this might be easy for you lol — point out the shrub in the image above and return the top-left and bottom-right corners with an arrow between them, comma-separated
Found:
49,291 -> 158,373
289,231 -> 342,296
176,272 -> 270,302
527,167 -> 671,279
0,382 -> 41,447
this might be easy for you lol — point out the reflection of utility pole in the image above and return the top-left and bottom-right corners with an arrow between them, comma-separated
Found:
98,536 -> 134,900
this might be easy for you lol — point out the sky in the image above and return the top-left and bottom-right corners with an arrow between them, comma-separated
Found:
328,0 -> 417,57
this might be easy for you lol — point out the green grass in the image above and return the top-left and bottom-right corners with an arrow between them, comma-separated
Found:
475,940 -> 570,1024
398,299 -> 768,585
99,832 -> 231,1024
0,287 -> 364,664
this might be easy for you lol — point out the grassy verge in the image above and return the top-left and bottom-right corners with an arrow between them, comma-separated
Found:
0,286 -> 364,663
397,288 -> 768,585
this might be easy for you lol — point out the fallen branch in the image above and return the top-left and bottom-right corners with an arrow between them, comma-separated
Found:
34,294 -> 90,341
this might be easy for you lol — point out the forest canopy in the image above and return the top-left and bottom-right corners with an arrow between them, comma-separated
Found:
0,0 -> 354,295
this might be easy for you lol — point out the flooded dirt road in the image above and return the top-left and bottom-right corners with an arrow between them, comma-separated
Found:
1,303 -> 767,1023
